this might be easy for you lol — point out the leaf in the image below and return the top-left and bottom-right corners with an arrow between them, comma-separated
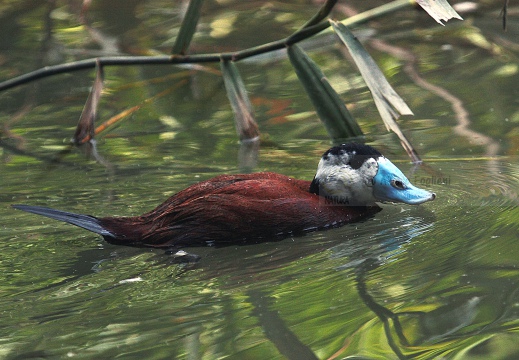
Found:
414,0 -> 463,25
238,138 -> 260,173
331,20 -> 420,162
220,60 -> 260,141
287,44 -> 363,141
501,0 -> 509,31
172,0 -> 205,55
73,60 -> 103,145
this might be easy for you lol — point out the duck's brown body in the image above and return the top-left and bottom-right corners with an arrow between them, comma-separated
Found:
101,172 -> 380,248
14,172 -> 380,250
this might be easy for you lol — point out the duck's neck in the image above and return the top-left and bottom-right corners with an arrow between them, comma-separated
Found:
309,177 -> 356,205
309,177 -> 320,195
308,153 -> 381,206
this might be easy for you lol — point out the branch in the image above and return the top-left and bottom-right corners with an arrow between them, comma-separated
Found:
0,0 -> 412,92
299,0 -> 339,29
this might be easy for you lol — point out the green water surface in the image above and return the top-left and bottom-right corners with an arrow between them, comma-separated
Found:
1,1 -> 519,359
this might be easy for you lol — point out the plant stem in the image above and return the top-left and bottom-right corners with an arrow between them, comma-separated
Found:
299,0 -> 339,29
0,0 -> 413,92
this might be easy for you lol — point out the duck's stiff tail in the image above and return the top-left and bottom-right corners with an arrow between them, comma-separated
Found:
12,204 -> 114,238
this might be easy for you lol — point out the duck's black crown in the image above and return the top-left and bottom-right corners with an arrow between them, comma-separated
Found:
322,143 -> 382,169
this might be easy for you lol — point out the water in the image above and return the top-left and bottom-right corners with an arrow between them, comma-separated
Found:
1,1 -> 519,359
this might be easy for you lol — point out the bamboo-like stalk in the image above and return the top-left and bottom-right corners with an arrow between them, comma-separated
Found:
172,0 -> 205,55
0,0 -> 412,92
299,0 -> 339,29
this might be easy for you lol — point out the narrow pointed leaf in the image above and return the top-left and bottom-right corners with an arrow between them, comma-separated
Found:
501,0 -> 509,31
74,60 -> 103,145
331,21 -> 420,162
332,21 -> 413,118
221,60 -> 259,141
172,0 -> 204,55
415,0 -> 462,25
238,138 -> 260,173
287,44 -> 363,140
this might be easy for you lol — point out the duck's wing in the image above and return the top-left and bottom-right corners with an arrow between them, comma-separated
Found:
143,172 -> 311,216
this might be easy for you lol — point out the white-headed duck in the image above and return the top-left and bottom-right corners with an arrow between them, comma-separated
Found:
12,143 -> 435,250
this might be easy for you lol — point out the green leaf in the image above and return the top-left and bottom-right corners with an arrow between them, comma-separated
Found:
331,20 -> 420,162
220,60 -> 259,141
73,60 -> 104,145
415,0 -> 462,26
287,44 -> 363,141
172,0 -> 204,55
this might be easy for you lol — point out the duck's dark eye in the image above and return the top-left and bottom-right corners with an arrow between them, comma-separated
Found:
391,179 -> 406,190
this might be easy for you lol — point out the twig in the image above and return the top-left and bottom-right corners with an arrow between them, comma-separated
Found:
299,0 -> 339,29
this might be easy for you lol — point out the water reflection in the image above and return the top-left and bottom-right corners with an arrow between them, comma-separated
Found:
328,211 -> 434,359
2,160 -> 518,359
332,211 -> 435,268
177,209 -> 437,359
248,289 -> 319,360
327,175 -> 519,358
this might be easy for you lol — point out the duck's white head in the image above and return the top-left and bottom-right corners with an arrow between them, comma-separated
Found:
309,143 -> 436,206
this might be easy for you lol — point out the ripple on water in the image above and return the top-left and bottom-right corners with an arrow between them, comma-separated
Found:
424,159 -> 519,208
328,158 -> 519,357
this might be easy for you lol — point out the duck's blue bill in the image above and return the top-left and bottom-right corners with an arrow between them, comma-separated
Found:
373,158 -> 436,205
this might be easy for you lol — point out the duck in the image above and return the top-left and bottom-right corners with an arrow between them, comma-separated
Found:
12,143 -> 435,252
